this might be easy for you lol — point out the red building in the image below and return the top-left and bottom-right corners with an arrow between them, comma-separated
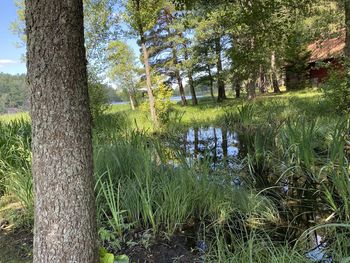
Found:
307,31 -> 345,86
285,31 -> 345,90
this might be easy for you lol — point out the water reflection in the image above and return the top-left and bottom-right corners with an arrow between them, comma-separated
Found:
182,127 -> 240,169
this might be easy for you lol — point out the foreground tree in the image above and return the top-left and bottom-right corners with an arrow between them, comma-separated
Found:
26,0 -> 98,262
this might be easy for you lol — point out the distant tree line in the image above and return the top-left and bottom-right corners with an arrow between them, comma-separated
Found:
0,73 -> 28,113
0,72 -> 122,115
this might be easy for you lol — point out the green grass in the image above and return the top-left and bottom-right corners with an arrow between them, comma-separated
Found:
0,113 -> 29,123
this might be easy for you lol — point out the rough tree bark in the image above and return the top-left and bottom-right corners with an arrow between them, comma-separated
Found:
26,0 -> 98,262
271,51 -> 281,93
215,37 -> 226,102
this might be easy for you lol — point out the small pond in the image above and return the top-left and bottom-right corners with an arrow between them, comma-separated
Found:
169,126 -> 332,262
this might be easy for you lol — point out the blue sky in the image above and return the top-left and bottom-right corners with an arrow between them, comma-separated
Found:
0,1 -> 26,75
0,1 -> 140,76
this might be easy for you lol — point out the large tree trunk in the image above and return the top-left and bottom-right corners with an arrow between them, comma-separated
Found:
271,51 -> 281,93
26,0 -> 98,262
141,38 -> 159,126
215,37 -> 226,102
345,0 -> 350,59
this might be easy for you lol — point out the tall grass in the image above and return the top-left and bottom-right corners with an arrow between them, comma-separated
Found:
0,119 -> 33,226
93,129 -> 279,253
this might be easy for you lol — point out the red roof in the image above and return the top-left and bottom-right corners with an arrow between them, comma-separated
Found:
307,31 -> 345,62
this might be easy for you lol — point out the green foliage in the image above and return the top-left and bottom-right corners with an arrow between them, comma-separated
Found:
322,68 -> 350,113
0,73 -> 28,113
88,81 -> 110,120
107,40 -> 139,108
154,83 -> 173,126
140,83 -> 174,126
99,248 -> 129,263
99,247 -> 114,263
123,0 -> 165,36
284,29 -> 311,90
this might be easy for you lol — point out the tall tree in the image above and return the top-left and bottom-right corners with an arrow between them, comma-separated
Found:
192,42 -> 216,100
107,40 -> 139,110
215,37 -> 226,102
26,0 -> 98,261
146,4 -> 188,106
271,51 -> 281,93
194,4 -> 228,102
124,0 -> 163,126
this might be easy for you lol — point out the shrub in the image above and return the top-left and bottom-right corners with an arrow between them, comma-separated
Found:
140,83 -> 174,127
322,68 -> 350,114
154,83 -> 173,126
88,81 -> 110,120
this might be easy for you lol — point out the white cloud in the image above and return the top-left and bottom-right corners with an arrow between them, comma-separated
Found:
0,59 -> 17,68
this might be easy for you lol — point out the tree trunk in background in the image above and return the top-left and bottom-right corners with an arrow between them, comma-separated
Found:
175,69 -> 187,106
345,1 -> 350,59
188,70 -> 198,105
207,64 -> 215,101
129,90 -> 138,110
235,86 -> 241,98
141,38 -> 159,126
183,43 -> 197,105
234,79 -> 241,98
215,37 -> 226,102
259,65 -> 267,93
26,0 -> 98,262
271,51 -> 281,93
247,77 -> 256,100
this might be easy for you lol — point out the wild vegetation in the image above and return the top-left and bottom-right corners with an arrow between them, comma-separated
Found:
1,89 -> 349,262
2,0 -> 350,262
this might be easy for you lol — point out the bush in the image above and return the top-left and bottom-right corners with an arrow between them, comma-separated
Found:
140,83 -> 174,127
88,81 -> 110,120
322,68 -> 350,114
